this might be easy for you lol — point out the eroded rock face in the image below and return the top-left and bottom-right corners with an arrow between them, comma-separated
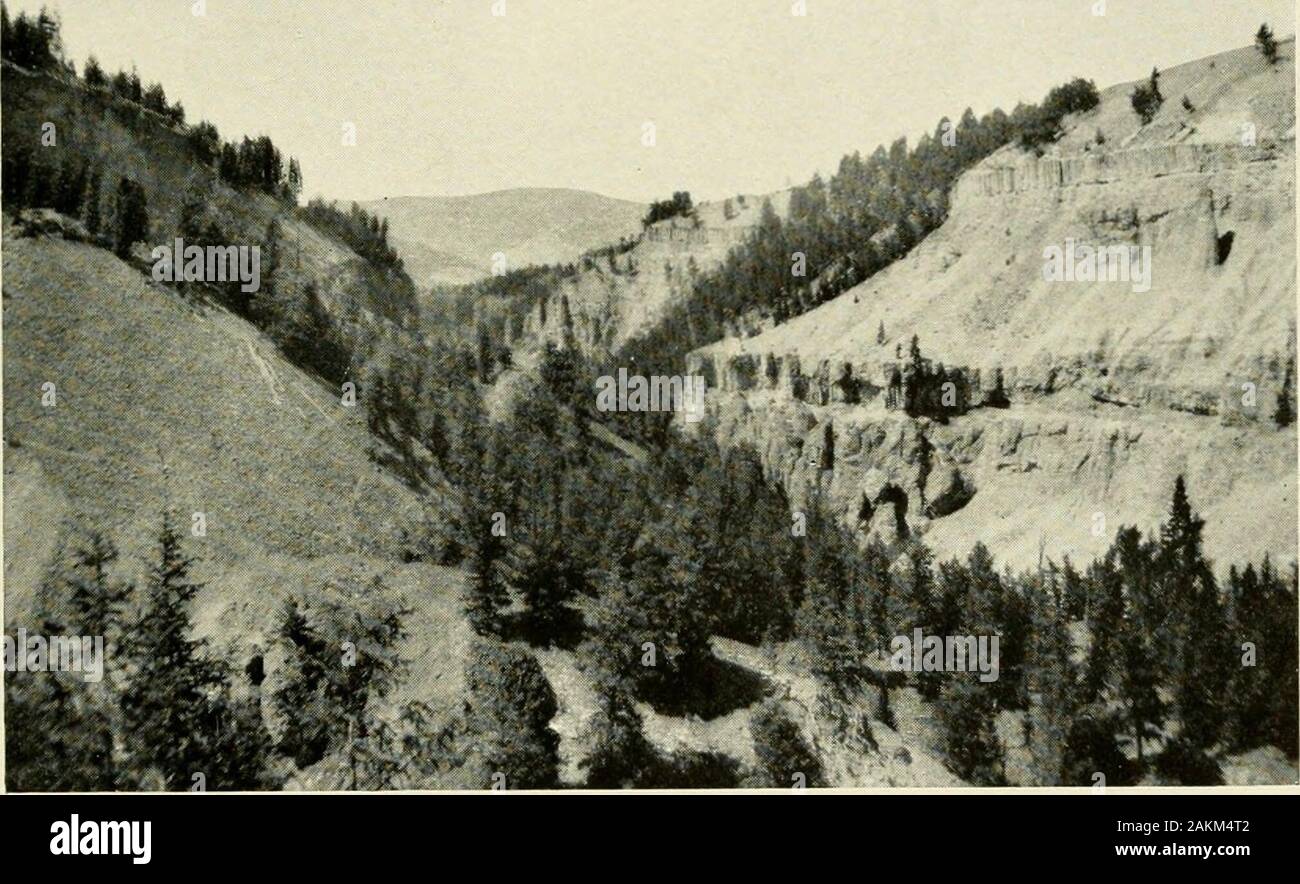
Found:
699,387 -> 1295,572
687,129 -> 1297,572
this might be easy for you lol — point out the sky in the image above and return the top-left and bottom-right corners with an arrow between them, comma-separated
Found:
8,0 -> 1295,204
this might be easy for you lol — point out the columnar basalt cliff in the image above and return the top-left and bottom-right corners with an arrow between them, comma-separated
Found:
688,41 -> 1298,572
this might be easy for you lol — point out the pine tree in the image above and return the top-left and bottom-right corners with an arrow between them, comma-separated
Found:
514,525 -> 583,649
897,536 -> 941,700
120,514 -> 231,789
464,640 -> 560,789
112,177 -> 149,260
1256,24 -> 1279,64
795,503 -> 864,735
66,529 -> 133,643
1263,562 -> 1298,757
82,167 -> 103,237
250,217 -> 281,327
463,428 -> 510,637
749,698 -> 825,787
5,625 -> 117,791
4,541 -> 119,792
1082,546 -> 1125,703
1225,564 -> 1271,750
1158,477 -> 1228,752
1130,68 -> 1164,125
1112,526 -> 1164,770
1024,570 -> 1077,784
273,576 -> 408,786
940,677 -> 1006,785
1275,355 -> 1295,427
580,681 -> 654,788
1060,711 -> 1131,786
904,334 -> 926,416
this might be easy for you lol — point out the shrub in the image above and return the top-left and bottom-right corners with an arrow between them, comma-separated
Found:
749,699 -> 825,787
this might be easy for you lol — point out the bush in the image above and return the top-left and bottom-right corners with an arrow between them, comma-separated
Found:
464,641 -> 560,789
1130,69 -> 1164,126
749,699 -> 825,787
1018,78 -> 1100,150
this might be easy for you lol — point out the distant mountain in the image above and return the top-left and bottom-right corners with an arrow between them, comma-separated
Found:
359,188 -> 647,287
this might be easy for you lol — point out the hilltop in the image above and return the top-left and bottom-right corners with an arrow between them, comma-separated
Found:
360,187 -> 646,287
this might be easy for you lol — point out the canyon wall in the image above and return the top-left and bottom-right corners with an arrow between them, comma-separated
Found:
689,128 -> 1296,572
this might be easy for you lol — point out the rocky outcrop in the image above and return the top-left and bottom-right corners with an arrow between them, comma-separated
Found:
698,385 -> 1295,571
951,143 -> 1285,205
687,44 -> 1297,572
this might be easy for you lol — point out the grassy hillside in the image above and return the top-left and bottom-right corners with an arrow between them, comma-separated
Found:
1,50 -> 475,791
2,228 -> 454,615
1,61 -> 419,327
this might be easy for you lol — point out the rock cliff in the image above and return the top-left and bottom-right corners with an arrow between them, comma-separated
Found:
689,40 -> 1297,572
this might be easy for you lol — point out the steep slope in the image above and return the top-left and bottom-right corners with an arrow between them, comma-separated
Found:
517,190 -> 792,355
1,62 -> 419,328
690,40 -> 1297,572
2,228 -> 452,621
361,188 -> 646,287
1,60 -> 464,755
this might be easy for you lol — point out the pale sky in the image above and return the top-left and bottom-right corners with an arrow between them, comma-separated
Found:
9,0 -> 1295,203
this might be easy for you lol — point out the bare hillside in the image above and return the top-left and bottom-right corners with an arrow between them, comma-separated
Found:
516,190 -> 793,356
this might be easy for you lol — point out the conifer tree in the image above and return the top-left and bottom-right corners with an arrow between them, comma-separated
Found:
1256,23 -> 1278,64
5,625 -> 117,791
273,577 -> 408,787
1082,546 -> 1125,704
464,640 -> 560,789
580,680 -> 654,788
1112,526 -> 1164,770
1158,477 -> 1228,751
1225,564 -> 1271,750
1060,712 -> 1131,787
795,503 -> 864,734
112,177 -> 149,259
1024,569 -> 1077,784
940,676 -> 1005,785
4,535 -> 119,792
463,426 -> 511,637
897,536 -> 941,700
82,167 -> 103,237
120,514 -> 231,789
82,53 -> 105,87
749,698 -> 825,787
